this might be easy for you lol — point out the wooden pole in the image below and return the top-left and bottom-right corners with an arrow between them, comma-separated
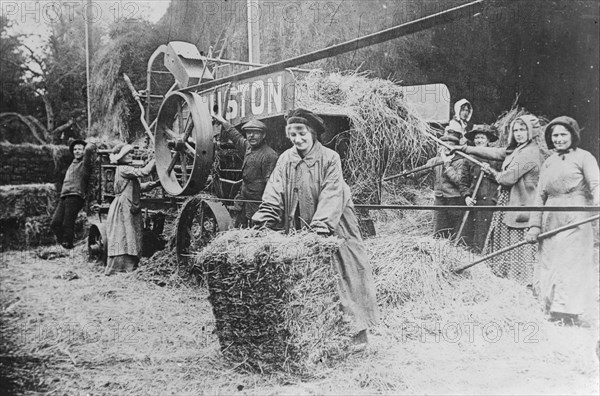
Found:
454,171 -> 485,245
247,0 -> 261,64
84,0 -> 93,133
453,214 -> 600,273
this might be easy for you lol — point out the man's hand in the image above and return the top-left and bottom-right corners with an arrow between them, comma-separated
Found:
465,196 -> 476,206
212,114 -> 226,125
525,227 -> 541,244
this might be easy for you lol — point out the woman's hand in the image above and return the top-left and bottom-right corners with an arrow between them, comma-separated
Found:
440,150 -> 452,165
465,196 -> 476,206
525,227 -> 541,244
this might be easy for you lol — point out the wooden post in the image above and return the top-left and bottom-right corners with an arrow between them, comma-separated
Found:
247,0 -> 261,64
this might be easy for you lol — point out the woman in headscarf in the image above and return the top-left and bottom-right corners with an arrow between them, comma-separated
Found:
252,108 -> 380,347
458,115 -> 544,285
105,144 -> 158,276
525,117 -> 599,325
459,124 -> 501,252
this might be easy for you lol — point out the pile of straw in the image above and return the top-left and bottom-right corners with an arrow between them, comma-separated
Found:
295,70 -> 435,204
195,228 -> 347,374
368,234 -> 544,335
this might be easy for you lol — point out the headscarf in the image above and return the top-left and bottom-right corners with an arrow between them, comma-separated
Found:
544,116 -> 581,150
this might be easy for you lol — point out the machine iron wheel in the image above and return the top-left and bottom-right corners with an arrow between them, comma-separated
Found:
88,223 -> 108,265
155,91 -> 214,196
175,196 -> 233,275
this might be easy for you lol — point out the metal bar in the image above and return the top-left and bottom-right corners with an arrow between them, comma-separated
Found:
453,214 -> 600,273
123,73 -> 154,145
423,130 -> 485,168
202,197 -> 600,212
204,57 -> 312,72
454,172 -> 484,245
382,158 -> 461,181
353,205 -> 600,212
182,0 -> 485,92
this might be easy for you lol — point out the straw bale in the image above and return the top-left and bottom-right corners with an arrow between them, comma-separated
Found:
195,228 -> 347,374
0,183 -> 57,221
295,70 -> 436,204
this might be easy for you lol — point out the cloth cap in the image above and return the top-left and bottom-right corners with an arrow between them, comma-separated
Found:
465,124 -> 498,143
69,139 -> 87,154
109,144 -> 134,164
285,108 -> 325,136
544,116 -> 581,150
241,119 -> 267,133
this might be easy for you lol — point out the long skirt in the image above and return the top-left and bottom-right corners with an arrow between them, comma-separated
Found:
484,190 -> 536,286
105,255 -> 139,276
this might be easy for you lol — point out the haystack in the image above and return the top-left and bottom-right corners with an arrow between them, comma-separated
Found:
0,183 -> 57,221
195,229 -> 347,374
295,70 -> 436,204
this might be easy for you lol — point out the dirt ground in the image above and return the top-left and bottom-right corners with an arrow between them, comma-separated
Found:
1,242 -> 599,395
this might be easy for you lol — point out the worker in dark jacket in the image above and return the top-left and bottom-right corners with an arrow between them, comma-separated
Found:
213,114 -> 279,227
459,124 -> 501,251
413,127 -> 465,238
51,139 -> 96,249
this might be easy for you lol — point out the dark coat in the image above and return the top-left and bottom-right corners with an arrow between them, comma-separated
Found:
221,123 -> 278,219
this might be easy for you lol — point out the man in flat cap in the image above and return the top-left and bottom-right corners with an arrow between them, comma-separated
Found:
213,114 -> 279,227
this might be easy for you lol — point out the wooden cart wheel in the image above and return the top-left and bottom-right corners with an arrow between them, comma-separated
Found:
88,223 -> 108,265
155,91 -> 214,196
175,196 -> 233,273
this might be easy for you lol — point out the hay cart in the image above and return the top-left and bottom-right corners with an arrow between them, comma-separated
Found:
87,1 -> 481,266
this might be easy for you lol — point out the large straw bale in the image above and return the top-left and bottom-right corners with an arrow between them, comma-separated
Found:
195,229 -> 347,374
0,183 -> 57,221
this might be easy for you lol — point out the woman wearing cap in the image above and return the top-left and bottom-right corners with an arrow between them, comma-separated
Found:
105,144 -> 159,276
457,115 -> 544,285
525,117 -> 599,325
252,108 -> 380,346
459,124 -> 501,252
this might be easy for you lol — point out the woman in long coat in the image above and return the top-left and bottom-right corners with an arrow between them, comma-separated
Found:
525,116 -> 599,324
459,124 -> 501,252
459,115 -> 544,285
252,108 -> 380,345
106,144 -> 157,276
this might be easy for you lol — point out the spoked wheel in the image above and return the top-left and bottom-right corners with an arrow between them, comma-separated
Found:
155,91 -> 214,196
176,196 -> 233,275
88,223 -> 108,265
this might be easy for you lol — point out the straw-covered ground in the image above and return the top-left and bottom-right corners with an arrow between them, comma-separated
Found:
1,213 -> 598,395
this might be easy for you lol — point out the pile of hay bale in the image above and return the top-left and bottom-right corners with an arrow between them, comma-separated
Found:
195,229 -> 347,374
0,184 -> 87,250
295,70 -> 436,204
0,143 -> 70,185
